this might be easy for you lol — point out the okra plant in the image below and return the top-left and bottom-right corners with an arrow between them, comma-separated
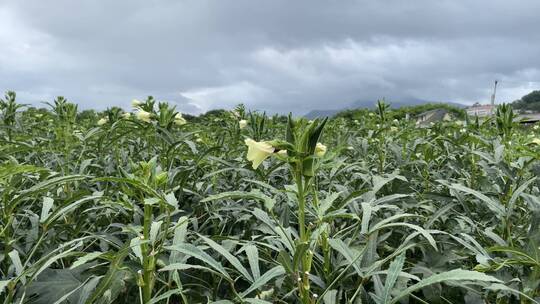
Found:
1,91 -> 540,303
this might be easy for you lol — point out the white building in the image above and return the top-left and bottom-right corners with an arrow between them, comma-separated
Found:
466,103 -> 495,117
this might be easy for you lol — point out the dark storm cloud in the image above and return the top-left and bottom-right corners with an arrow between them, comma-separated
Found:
1,0 -> 539,114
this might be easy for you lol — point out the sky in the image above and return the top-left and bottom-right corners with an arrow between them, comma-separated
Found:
1,0 -> 539,115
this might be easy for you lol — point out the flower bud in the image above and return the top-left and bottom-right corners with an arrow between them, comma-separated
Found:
239,119 -> 248,129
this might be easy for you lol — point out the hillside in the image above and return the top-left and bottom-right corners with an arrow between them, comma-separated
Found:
512,90 -> 540,111
305,98 -> 465,118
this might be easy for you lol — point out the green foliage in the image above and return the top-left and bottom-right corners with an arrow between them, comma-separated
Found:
390,102 -> 466,119
336,102 -> 466,121
376,99 -> 390,123
77,109 -> 98,123
0,91 -> 25,140
513,90 -> 540,112
1,92 -> 540,303
495,103 -> 517,139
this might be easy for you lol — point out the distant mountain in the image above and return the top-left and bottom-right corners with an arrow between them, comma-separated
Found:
350,98 -> 428,109
350,98 -> 466,110
304,98 -> 466,118
304,109 -> 343,119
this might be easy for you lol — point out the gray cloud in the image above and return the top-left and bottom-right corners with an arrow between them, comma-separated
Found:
1,0 -> 539,114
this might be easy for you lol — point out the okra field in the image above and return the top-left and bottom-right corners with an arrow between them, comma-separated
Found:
3,91 -> 540,303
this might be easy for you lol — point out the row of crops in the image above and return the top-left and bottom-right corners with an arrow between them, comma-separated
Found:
1,91 -> 540,303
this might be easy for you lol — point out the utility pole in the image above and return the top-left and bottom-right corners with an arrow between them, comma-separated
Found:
490,80 -> 498,115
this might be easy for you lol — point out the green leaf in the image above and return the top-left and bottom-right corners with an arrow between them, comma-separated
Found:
322,290 -> 338,304
40,197 -> 54,223
371,173 -> 407,194
160,263 -> 222,277
328,239 -> 364,276
286,113 -> 296,145
165,243 -> 232,280
70,252 -> 103,269
381,252 -> 406,304
0,279 -> 11,296
389,269 -> 502,304
51,276 -> 95,304
447,183 -> 505,217
76,276 -> 101,304
84,242 -> 130,304
489,246 -> 539,265
164,192 -> 178,209
244,299 -> 273,304
485,283 -> 539,303
199,234 -> 253,282
0,163 -> 47,180
292,242 -> 309,272
8,250 -> 23,278
507,177 -> 536,215
170,216 -> 189,264
28,243 -> 81,283
147,288 -> 185,304
201,190 -> 276,211
376,223 -> 437,251
44,195 -> 102,227
277,249 -> 293,274
372,194 -> 410,205
239,266 -> 285,298
245,244 -> 261,281
20,174 -> 87,195
149,221 -> 163,245
318,192 -> 341,217
130,237 -> 144,264
252,208 -> 294,252
360,202 -> 372,234
144,197 -> 160,205
94,177 -> 162,200
24,268 -> 94,304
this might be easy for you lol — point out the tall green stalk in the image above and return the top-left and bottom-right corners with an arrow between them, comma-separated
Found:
296,173 -> 306,241
295,172 -> 313,303
141,202 -> 156,303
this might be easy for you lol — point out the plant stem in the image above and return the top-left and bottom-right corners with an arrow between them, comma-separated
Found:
296,172 -> 306,241
295,171 -> 312,303
142,203 -> 155,303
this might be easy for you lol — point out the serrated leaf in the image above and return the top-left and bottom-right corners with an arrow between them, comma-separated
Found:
40,197 -> 54,223
170,216 -> 189,264
164,192 -> 178,209
149,221 -> 163,244
130,237 -> 144,264
381,252 -> 406,304
245,244 -> 261,281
